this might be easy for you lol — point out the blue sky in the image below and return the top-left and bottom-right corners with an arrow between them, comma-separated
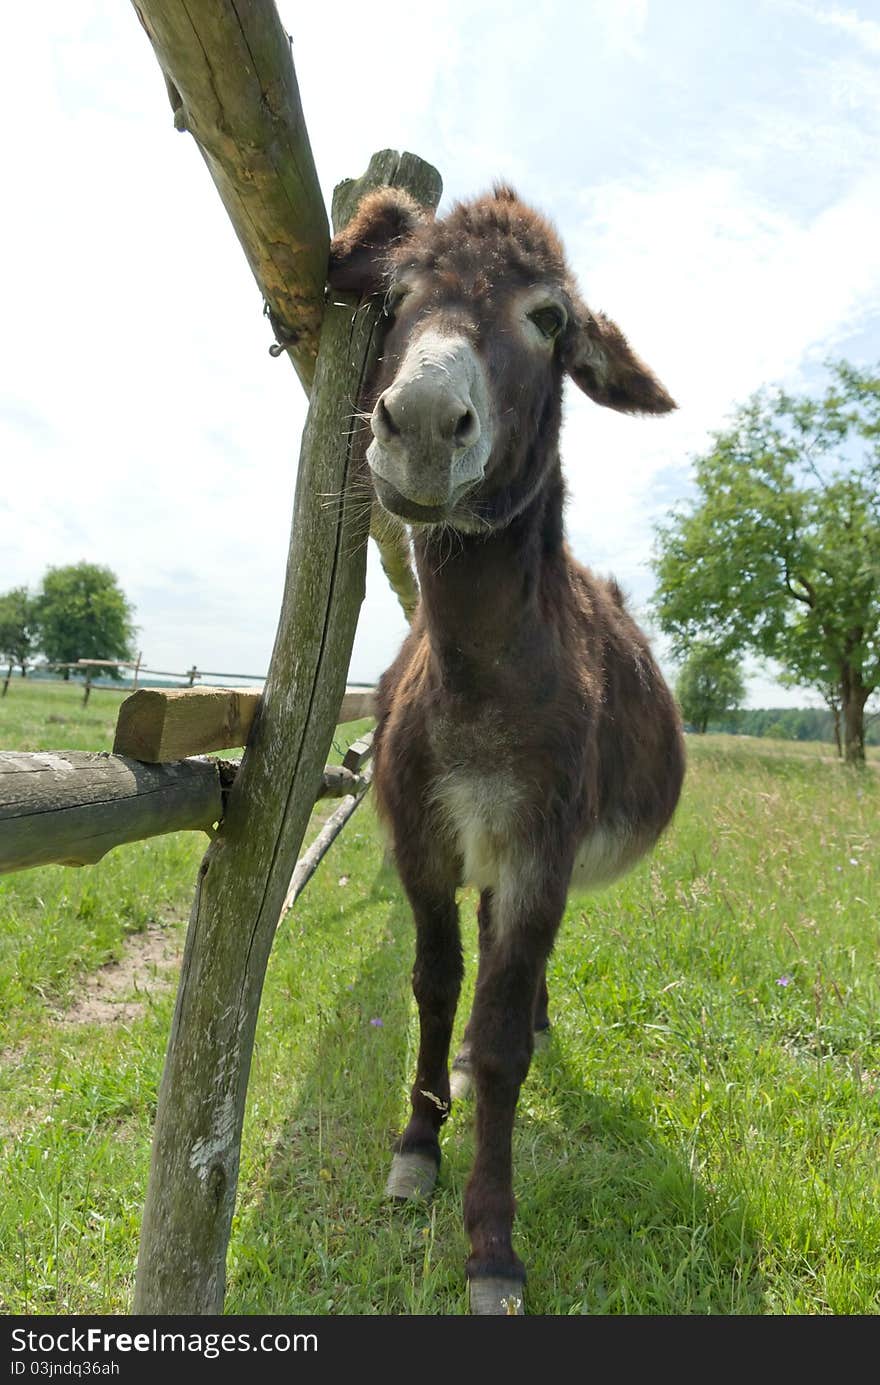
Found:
2,0 -> 879,701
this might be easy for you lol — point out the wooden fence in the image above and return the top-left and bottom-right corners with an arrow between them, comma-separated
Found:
2,0 -> 438,1318
0,684 -> 375,873
2,656 -> 364,701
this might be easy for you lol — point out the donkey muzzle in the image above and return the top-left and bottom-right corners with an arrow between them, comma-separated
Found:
368,329 -> 492,517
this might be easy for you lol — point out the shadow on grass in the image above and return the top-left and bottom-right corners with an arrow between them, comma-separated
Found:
228,865 -> 765,1316
504,1038 -> 766,1314
227,864 -> 463,1315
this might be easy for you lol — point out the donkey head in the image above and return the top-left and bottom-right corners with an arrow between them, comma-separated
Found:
329,185 -> 675,530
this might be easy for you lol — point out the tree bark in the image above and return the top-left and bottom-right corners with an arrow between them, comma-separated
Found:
130,0 -> 427,618
132,151 -> 440,1317
822,692 -> 843,758
841,666 -> 870,764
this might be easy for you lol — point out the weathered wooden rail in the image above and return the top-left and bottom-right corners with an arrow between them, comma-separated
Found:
0,684 -> 374,875
282,734 -> 376,913
130,150 -> 438,1315
0,751 -> 225,873
0,686 -> 375,875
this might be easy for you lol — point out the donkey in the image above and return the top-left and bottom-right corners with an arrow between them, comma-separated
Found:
328,185 -> 685,1314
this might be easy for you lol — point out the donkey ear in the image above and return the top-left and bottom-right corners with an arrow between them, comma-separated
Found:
561,304 -> 676,415
328,188 -> 426,296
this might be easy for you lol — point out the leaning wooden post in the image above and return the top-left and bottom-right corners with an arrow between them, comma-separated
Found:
133,151 -> 441,1316
131,0 -> 419,618
131,0 -> 327,392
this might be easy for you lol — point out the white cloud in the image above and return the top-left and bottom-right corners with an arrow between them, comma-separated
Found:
2,0 -> 879,705
558,160 -> 880,604
796,3 -> 880,53
587,0 -> 650,59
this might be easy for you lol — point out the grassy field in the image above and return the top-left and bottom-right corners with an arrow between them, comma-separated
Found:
1,680 -> 878,1315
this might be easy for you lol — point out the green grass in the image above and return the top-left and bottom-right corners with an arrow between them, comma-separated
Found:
0,678 -> 130,752
1,681 -> 879,1314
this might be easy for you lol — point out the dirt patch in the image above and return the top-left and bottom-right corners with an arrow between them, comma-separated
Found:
0,1045 -> 27,1073
61,923 -> 183,1026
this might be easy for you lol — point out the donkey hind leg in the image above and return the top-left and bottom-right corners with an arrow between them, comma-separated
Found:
451,890 -> 551,1100
532,968 -> 552,1050
386,885 -> 463,1202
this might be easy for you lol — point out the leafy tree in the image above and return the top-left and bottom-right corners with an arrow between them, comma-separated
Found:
37,563 -> 136,679
675,642 -> 745,733
0,586 -> 40,676
652,362 -> 880,763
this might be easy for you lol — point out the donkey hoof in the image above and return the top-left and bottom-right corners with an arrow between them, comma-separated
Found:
449,1062 -> 473,1101
385,1151 -> 438,1201
469,1276 -> 526,1315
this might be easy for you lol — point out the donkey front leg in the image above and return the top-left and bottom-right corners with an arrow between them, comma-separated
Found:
463,889 -> 565,1315
386,886 -> 463,1201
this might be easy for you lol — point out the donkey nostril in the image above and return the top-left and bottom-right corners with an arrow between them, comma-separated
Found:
454,408 -> 480,449
373,395 -> 400,442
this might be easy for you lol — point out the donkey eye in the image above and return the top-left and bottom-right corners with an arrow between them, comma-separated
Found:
529,305 -> 566,339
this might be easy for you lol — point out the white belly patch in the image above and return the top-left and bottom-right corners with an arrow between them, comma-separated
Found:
432,771 -> 641,913
569,823 -> 642,891
432,770 -> 523,893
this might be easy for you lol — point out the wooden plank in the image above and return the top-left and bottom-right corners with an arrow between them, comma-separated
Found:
113,685 -> 375,761
342,732 -> 374,774
0,751 -> 222,873
74,658 -> 137,667
113,687 -> 260,761
133,150 -> 441,1316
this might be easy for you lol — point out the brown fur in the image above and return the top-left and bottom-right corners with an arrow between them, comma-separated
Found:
329,186 -> 685,1301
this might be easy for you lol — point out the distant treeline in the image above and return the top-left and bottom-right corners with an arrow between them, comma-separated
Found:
700,707 -> 880,745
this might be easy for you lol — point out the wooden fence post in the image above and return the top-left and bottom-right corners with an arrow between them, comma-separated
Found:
131,0 -> 420,620
132,151 -> 441,1316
